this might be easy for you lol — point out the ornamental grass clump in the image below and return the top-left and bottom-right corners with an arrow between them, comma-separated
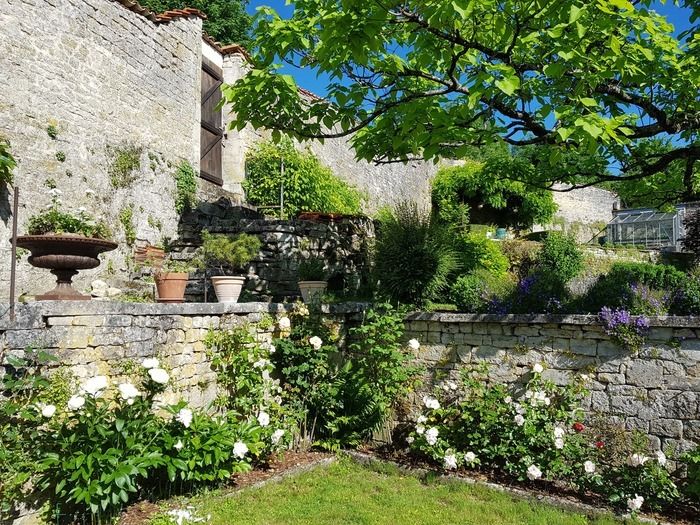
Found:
599,307 -> 650,352
195,230 -> 261,275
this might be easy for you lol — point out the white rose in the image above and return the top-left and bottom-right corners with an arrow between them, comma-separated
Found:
553,426 -> 566,439
526,464 -> 542,480
584,460 -> 596,474
416,425 -> 425,435
504,396 -> 512,404
408,339 -> 420,350
278,317 -> 291,330
532,363 -> 544,374
422,396 -> 440,410
174,440 -> 184,451
233,441 -> 249,459
406,436 -> 415,444
142,357 -> 160,369
148,368 -> 170,384
554,438 -> 565,450
309,336 -> 323,350
253,359 -> 270,369
627,494 -> 644,512
82,376 -> 108,397
118,383 -> 140,402
444,454 -> 458,470
271,429 -> 285,445
425,427 -> 439,446
514,414 -> 525,426
41,404 -> 57,418
176,408 -> 193,428
67,395 -> 85,411
656,450 -> 667,466
464,452 -> 476,463
257,411 -> 270,427
627,453 -> 649,467
417,415 -> 427,424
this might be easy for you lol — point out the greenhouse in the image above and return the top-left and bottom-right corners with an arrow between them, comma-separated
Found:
606,208 -> 683,250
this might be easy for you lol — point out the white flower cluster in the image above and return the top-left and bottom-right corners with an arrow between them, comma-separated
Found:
167,507 -> 209,525
627,494 -> 644,512
408,339 -> 420,351
526,464 -> 542,480
309,336 -> 323,350
524,389 -> 550,406
422,395 -> 440,410
278,316 -> 291,330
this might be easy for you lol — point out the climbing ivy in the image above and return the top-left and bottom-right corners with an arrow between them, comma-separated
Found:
119,205 -> 136,246
174,160 -> 197,214
0,137 -> 16,186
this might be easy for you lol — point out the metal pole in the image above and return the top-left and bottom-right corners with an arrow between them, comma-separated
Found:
280,159 -> 285,219
9,187 -> 19,322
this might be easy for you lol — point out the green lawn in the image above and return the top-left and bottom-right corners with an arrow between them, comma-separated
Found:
183,460 -> 626,525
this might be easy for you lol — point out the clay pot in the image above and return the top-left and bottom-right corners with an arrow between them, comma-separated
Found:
16,234 -> 117,301
211,275 -> 246,303
155,272 -> 189,303
298,280 -> 327,303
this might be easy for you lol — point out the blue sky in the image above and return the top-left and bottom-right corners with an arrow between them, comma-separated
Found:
245,1 -> 695,95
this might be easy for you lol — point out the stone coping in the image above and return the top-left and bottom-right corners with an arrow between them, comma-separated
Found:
0,301 -> 372,329
0,302 -> 698,329
405,311 -> 700,328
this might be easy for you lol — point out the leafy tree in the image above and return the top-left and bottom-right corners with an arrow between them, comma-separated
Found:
432,144 -> 558,229
138,0 -> 251,46
222,0 -> 700,198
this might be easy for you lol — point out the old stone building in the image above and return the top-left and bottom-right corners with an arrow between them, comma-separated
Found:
0,0 -> 616,299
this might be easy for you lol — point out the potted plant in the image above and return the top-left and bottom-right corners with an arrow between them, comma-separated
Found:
194,230 -> 261,303
16,190 -> 117,300
154,258 -> 193,303
297,256 -> 328,303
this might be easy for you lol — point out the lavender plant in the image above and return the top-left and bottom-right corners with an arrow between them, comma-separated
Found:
599,307 -> 650,352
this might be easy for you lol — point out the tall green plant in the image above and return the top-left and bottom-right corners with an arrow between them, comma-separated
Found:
244,139 -> 363,217
0,136 -> 16,186
195,230 -> 261,274
375,202 -> 459,306
174,160 -> 197,214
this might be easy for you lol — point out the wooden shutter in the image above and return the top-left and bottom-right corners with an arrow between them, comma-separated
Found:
200,57 -> 223,185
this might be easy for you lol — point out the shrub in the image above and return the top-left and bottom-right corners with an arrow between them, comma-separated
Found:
599,307 -> 650,352
244,138 -> 363,217
0,136 -> 16,186
298,257 -> 327,281
374,203 -> 460,306
581,262 -> 687,313
455,232 -> 509,276
500,240 -> 540,279
195,230 -> 261,274
450,270 -> 513,313
272,304 -> 419,450
535,232 -> 583,283
670,275 -> 700,315
431,157 -> 557,229
683,447 -> 700,500
408,364 -> 680,513
682,209 -> 700,259
495,273 -> 569,314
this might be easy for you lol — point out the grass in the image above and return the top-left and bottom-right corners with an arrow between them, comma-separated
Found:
176,459 -> 627,525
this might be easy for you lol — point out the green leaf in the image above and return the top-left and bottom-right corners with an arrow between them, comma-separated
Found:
494,75 -> 520,96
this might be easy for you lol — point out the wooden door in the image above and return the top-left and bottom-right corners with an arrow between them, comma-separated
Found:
200,57 -> 223,185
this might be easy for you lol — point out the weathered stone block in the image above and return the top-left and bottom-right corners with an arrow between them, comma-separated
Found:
650,418 -> 683,438
625,360 -> 665,388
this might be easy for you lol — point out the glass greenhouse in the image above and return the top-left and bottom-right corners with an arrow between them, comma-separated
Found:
606,208 -> 683,250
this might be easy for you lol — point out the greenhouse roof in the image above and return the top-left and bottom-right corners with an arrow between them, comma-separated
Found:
609,210 -> 678,224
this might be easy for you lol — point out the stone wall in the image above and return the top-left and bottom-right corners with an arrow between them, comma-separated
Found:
541,185 -> 619,242
0,301 -> 363,411
175,200 -> 375,300
0,0 -> 207,299
404,313 -> 700,453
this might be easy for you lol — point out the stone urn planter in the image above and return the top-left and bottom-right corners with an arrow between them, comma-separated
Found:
298,280 -> 328,303
211,275 -> 246,303
16,234 -> 118,300
155,272 -> 189,303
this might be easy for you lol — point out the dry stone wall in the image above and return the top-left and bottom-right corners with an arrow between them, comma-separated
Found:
405,313 -> 700,453
0,0 -> 205,299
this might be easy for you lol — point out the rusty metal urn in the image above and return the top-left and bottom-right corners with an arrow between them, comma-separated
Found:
16,235 -> 118,300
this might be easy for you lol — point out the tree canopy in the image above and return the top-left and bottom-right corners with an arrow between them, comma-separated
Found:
222,0 -> 700,199
139,0 -> 251,46
432,144 -> 558,229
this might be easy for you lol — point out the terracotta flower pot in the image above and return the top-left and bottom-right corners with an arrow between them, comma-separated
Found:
211,275 -> 246,303
298,280 -> 327,303
16,234 -> 118,300
155,272 -> 189,303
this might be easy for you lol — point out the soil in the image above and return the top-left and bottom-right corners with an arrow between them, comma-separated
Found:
117,450 -> 332,525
